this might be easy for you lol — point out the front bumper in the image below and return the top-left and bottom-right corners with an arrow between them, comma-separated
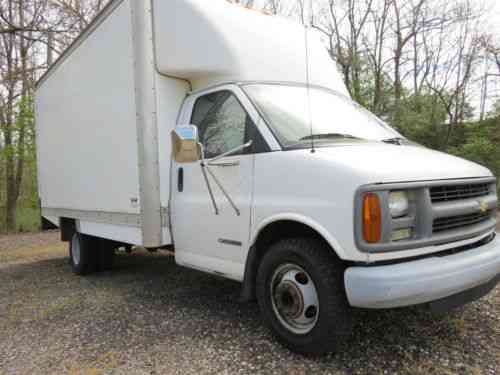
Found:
345,235 -> 500,309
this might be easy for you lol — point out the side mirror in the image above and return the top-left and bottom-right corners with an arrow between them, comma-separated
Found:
171,125 -> 200,163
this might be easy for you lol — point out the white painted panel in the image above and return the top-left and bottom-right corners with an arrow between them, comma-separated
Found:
175,251 -> 244,281
155,75 -> 189,209
44,216 -> 59,227
152,0 -> 348,95
79,221 -> 142,246
36,0 -> 140,215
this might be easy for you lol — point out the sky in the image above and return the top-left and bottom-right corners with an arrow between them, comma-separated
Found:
488,1 -> 500,34
494,3 -> 500,34
250,0 -> 500,113
253,0 -> 500,36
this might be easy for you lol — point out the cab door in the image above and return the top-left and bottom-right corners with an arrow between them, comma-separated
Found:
170,86 -> 269,280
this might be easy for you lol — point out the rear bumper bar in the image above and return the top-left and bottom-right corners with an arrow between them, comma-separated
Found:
345,235 -> 500,309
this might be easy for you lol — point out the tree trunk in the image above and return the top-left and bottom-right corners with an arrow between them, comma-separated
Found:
3,0 -> 16,231
5,129 -> 16,231
15,0 -> 28,221
393,49 -> 403,125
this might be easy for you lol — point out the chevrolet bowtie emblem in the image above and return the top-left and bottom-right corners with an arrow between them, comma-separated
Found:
478,200 -> 488,213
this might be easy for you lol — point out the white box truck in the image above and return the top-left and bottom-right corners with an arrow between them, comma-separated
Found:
35,0 -> 500,355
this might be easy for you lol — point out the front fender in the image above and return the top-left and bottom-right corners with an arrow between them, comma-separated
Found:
250,213 -> 350,261
240,213 -> 354,302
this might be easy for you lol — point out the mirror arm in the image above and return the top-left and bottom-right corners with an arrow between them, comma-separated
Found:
198,142 -> 207,165
205,166 -> 241,216
198,140 -> 253,217
208,140 -> 253,165
198,142 -> 219,215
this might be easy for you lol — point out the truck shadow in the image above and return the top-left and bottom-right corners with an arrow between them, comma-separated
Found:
2,249 -> 498,371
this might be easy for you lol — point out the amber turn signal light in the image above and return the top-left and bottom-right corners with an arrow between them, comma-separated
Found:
363,193 -> 382,243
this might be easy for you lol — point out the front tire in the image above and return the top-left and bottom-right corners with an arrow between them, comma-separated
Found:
256,238 -> 353,355
69,232 -> 97,275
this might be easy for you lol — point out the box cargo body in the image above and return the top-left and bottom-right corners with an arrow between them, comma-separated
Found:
36,0 -> 190,247
36,0 -> 342,248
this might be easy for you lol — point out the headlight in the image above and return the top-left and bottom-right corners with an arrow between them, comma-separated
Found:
389,191 -> 409,218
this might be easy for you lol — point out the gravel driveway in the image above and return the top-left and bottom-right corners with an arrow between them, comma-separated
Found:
0,231 -> 499,375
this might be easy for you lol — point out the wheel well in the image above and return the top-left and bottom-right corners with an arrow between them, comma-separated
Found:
240,220 -> 338,302
60,217 -> 76,242
255,221 -> 330,256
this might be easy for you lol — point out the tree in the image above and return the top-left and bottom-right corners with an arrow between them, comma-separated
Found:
0,0 -> 33,230
487,43 -> 500,77
227,0 -> 255,8
0,0 -> 107,231
390,0 -> 428,123
449,116 -> 500,195
395,93 -> 448,149
309,0 -> 375,104
490,99 -> 500,118
363,0 -> 392,114
480,34 -> 500,77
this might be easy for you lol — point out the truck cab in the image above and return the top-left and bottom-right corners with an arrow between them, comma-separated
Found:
170,81 -> 499,354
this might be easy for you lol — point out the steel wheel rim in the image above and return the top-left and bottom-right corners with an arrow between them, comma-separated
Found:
270,263 -> 319,335
71,235 -> 81,266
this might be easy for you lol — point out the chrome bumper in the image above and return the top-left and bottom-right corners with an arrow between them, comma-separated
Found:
345,236 -> 500,309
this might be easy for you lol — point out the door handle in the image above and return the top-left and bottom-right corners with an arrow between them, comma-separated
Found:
208,161 -> 240,168
178,168 -> 184,192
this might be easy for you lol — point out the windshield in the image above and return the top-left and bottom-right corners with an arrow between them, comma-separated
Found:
243,84 -> 400,148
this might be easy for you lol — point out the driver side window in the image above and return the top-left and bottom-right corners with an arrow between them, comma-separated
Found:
191,91 -> 248,159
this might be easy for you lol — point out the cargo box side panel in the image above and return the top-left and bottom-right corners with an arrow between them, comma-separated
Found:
36,0 -> 140,216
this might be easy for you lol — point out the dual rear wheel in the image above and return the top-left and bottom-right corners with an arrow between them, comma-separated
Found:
69,232 -> 115,275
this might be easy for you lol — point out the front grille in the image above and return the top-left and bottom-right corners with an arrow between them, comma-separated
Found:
433,211 -> 492,233
430,183 -> 490,203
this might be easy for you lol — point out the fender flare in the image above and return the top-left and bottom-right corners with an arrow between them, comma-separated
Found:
240,213 -> 347,302
250,213 -> 347,259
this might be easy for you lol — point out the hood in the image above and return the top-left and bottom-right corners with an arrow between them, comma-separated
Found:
314,142 -> 494,184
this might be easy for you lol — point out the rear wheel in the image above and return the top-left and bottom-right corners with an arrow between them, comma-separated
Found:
96,239 -> 115,271
256,238 -> 353,355
69,232 -> 97,275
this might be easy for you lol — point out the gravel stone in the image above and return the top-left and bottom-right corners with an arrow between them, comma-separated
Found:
0,231 -> 499,375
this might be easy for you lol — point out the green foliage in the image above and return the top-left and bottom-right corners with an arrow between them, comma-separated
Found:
448,117 -> 500,194
0,95 -> 39,233
16,206 -> 41,233
489,100 -> 500,118
347,54 -> 395,118
370,88 -> 499,194
0,205 -> 40,233
393,94 -> 449,150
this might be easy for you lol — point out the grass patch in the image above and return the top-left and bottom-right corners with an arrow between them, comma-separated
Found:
16,206 -> 41,233
0,243 -> 66,263
0,205 -> 41,234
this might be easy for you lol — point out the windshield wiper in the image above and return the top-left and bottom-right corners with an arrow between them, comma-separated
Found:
382,137 -> 407,146
299,133 -> 360,141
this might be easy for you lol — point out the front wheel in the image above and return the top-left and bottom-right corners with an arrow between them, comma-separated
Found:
256,238 -> 353,355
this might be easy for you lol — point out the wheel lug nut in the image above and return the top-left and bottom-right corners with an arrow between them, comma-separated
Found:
305,306 -> 317,319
